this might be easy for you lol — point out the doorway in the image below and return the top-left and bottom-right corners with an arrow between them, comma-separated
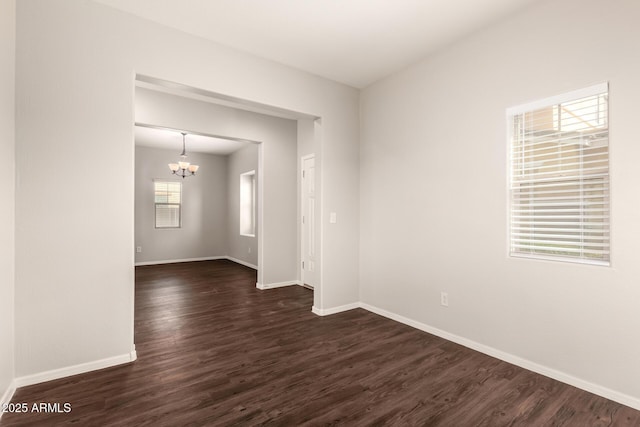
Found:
133,75 -> 320,293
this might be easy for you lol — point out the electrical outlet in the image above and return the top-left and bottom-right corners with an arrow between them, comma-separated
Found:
136,246 -> 142,253
248,247 -> 251,254
440,292 -> 449,307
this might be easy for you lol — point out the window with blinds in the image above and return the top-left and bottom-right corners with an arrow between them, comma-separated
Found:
508,83 -> 609,265
154,181 -> 181,228
240,170 -> 256,237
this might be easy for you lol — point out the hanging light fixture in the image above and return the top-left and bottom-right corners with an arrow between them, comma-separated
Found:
168,132 -> 199,178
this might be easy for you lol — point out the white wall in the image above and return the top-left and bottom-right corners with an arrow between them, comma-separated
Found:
0,0 -> 16,408
135,146 -> 228,264
360,0 -> 640,407
297,120 -> 315,158
227,144 -> 259,267
15,0 -> 359,378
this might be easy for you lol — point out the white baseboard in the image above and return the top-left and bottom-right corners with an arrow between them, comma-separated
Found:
312,302 -> 360,316
359,302 -> 640,411
226,256 -> 257,270
256,280 -> 302,290
135,256 -> 258,269
135,256 -> 225,266
14,350 -> 137,388
0,380 -> 16,421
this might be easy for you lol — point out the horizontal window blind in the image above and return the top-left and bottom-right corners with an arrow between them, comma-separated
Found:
154,181 -> 181,204
154,181 -> 181,228
509,84 -> 609,265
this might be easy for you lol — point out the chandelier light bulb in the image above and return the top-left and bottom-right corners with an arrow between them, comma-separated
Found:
168,132 -> 199,178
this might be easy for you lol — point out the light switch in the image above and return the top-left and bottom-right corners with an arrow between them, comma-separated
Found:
329,212 -> 337,224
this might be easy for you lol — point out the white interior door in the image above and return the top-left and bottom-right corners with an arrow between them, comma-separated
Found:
301,155 -> 317,288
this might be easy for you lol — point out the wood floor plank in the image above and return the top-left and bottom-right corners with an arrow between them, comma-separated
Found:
2,259 -> 639,426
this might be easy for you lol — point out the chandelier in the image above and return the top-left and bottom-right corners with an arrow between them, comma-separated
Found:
168,132 -> 199,178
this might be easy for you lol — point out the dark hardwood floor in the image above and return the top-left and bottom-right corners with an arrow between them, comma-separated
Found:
3,260 -> 640,426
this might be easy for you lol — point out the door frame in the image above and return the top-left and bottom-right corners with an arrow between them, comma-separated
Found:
300,153 -> 316,289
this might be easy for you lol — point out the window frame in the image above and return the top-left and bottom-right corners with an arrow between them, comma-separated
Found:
507,83 -> 610,266
154,180 -> 182,229
239,170 -> 256,237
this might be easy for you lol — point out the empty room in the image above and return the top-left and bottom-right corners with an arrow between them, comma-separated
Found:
2,0 -> 640,425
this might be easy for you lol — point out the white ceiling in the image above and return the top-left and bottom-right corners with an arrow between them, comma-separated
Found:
135,126 -> 252,155
94,0 -> 540,88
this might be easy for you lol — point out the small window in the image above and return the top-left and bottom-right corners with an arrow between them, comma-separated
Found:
508,83 -> 609,265
240,171 -> 256,236
154,180 -> 181,228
